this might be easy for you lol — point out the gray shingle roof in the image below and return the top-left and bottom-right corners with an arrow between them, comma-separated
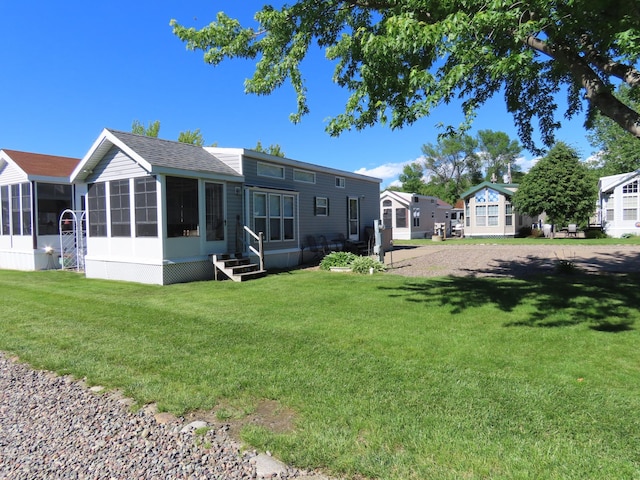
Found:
108,129 -> 241,178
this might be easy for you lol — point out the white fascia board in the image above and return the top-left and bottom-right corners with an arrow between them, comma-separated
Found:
71,129 -> 154,182
30,175 -> 74,183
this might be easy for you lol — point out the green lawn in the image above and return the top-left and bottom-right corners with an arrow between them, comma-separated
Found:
1,265 -> 639,479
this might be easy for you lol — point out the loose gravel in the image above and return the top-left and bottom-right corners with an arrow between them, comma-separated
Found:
0,353 -> 325,479
385,243 -> 640,278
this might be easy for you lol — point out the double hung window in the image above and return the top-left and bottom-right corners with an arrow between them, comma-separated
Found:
253,192 -> 296,242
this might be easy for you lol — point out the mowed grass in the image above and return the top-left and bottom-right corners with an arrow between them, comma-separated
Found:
1,267 -> 639,479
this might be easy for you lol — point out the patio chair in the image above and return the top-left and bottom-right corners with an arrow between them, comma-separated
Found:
567,224 -> 578,237
304,235 -> 323,261
319,235 -> 335,254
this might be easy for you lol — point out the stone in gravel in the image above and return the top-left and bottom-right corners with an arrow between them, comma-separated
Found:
154,412 -> 178,424
180,420 -> 208,433
255,452 -> 289,478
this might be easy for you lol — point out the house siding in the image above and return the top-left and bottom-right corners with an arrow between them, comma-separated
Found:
380,192 -> 451,239
85,146 -> 148,183
599,171 -> 640,238
462,183 -> 535,238
0,161 -> 28,185
239,152 -> 381,249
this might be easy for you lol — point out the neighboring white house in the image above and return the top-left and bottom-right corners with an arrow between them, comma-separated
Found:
598,170 -> 640,238
0,149 -> 84,271
380,190 -> 451,239
461,181 -> 538,238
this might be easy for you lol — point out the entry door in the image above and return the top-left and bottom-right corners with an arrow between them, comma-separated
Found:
205,182 -> 226,250
348,196 -> 360,241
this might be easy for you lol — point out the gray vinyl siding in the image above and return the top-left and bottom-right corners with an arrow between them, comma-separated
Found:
86,146 -> 148,183
241,155 -> 380,243
298,174 -> 380,241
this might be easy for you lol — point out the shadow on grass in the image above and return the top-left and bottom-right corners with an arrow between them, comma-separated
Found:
380,270 -> 640,331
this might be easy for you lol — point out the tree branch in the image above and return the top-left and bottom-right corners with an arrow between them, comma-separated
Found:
525,35 -> 640,138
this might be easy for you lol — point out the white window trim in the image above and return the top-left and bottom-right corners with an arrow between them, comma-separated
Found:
315,196 -> 328,216
293,169 -> 316,184
257,162 -> 285,179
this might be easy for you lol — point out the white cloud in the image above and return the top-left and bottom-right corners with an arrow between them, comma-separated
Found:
355,158 -> 423,187
514,155 -> 540,173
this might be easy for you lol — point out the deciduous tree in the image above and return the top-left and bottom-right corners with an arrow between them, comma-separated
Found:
178,128 -> 205,146
398,162 -> 426,194
131,120 -> 160,138
421,133 -> 480,205
171,1 -> 640,153
254,141 -> 286,157
477,130 -> 522,182
512,142 -> 597,227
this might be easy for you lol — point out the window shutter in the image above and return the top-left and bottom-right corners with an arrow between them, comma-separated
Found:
313,196 -> 317,216
327,198 -> 330,216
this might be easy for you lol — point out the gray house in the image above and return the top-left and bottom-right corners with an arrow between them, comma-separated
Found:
69,129 -> 381,285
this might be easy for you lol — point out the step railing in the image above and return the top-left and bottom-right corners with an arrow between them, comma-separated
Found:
238,223 -> 265,272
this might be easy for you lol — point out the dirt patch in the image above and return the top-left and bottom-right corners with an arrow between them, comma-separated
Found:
184,399 -> 297,438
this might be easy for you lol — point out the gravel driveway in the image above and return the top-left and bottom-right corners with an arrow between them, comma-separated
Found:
384,243 -> 640,278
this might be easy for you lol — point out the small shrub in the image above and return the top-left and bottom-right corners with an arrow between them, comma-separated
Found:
319,252 -> 386,274
555,251 -> 577,274
320,251 -> 357,270
350,256 -> 386,274
585,229 -> 608,239
518,226 -> 533,238
621,233 -> 636,239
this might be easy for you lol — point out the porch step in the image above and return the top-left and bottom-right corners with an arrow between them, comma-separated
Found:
212,254 -> 266,282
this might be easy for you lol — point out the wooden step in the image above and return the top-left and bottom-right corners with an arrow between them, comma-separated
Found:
212,254 -> 266,282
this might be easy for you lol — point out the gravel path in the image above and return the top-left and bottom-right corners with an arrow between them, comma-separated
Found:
0,353 -> 328,480
385,243 -> 640,278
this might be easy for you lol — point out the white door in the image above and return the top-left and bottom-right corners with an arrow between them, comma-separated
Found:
348,196 -> 360,241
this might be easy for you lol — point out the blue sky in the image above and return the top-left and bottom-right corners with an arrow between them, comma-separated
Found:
0,1 -> 596,188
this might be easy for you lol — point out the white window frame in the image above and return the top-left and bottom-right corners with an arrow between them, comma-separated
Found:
335,176 -> 345,188
257,162 -> 285,179
294,169 -> 316,184
252,191 -> 297,243
315,197 -> 328,216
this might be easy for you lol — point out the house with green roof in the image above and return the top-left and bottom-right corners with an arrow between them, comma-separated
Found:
460,181 -> 539,238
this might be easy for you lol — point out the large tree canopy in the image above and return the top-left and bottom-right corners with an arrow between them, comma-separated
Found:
171,1 -> 640,153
